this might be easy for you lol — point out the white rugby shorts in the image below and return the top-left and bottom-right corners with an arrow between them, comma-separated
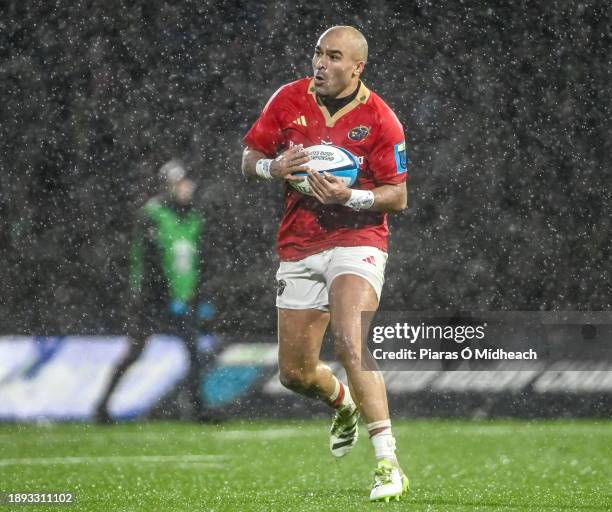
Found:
275,246 -> 388,310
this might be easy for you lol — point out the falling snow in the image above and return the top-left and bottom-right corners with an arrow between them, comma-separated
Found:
0,1 -> 610,337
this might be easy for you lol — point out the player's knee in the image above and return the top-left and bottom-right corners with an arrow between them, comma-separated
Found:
279,367 -> 316,391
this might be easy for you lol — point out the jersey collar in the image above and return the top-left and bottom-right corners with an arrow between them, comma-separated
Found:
308,79 -> 370,128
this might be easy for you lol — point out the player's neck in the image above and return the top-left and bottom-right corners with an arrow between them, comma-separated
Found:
336,80 -> 361,100
317,81 -> 361,116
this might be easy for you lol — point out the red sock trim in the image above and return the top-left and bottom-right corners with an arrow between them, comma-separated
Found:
368,426 -> 390,438
331,382 -> 345,408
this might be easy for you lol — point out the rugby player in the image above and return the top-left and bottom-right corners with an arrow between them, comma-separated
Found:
241,26 -> 409,502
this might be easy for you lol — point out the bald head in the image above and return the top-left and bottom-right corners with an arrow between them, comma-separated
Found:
319,26 -> 368,63
312,26 -> 369,98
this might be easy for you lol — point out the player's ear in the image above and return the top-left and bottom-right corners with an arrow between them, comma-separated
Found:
353,60 -> 365,77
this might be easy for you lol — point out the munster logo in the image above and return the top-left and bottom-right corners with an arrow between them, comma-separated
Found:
348,125 -> 370,141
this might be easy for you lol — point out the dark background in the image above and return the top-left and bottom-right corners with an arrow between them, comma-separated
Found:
1,0 -> 610,336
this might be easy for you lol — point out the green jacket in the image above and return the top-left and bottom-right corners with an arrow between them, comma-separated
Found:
129,194 -> 205,306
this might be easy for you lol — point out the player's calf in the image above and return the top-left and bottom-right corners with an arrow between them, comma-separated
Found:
279,365 -> 315,389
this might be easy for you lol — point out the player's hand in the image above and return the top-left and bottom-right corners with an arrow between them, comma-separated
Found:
307,170 -> 352,205
270,145 -> 309,181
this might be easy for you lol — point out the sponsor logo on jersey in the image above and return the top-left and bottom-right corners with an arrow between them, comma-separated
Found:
292,115 -> 307,126
394,141 -> 408,174
348,125 -> 370,141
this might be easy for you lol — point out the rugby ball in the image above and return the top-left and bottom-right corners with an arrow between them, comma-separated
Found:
289,145 -> 359,196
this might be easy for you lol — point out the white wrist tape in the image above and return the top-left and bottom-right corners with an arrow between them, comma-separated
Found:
255,159 -> 273,180
344,189 -> 375,210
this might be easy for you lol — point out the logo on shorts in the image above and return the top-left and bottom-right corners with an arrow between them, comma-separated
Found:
277,279 -> 286,296
348,125 -> 370,141
362,255 -> 376,266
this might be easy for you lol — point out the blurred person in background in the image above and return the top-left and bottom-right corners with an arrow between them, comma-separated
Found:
95,159 -> 218,423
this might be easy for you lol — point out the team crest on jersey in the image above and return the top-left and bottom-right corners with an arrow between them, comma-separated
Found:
348,125 -> 370,141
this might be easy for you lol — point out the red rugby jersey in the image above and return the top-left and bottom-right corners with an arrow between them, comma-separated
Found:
244,77 -> 408,261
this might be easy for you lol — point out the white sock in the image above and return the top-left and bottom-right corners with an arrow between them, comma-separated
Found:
367,420 -> 397,461
329,377 -> 354,410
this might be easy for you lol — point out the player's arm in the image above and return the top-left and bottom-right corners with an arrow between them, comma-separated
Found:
368,182 -> 407,213
308,107 -> 409,213
241,145 -> 309,181
307,171 -> 407,213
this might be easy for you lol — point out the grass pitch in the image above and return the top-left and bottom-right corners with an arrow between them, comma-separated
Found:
0,419 -> 610,511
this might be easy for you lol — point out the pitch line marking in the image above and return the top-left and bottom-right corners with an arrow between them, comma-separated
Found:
211,428 -> 320,440
0,427 -> 322,444
393,424 -> 612,436
0,454 -> 227,467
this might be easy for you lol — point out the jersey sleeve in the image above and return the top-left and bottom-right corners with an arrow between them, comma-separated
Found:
368,107 -> 409,185
243,86 -> 288,157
